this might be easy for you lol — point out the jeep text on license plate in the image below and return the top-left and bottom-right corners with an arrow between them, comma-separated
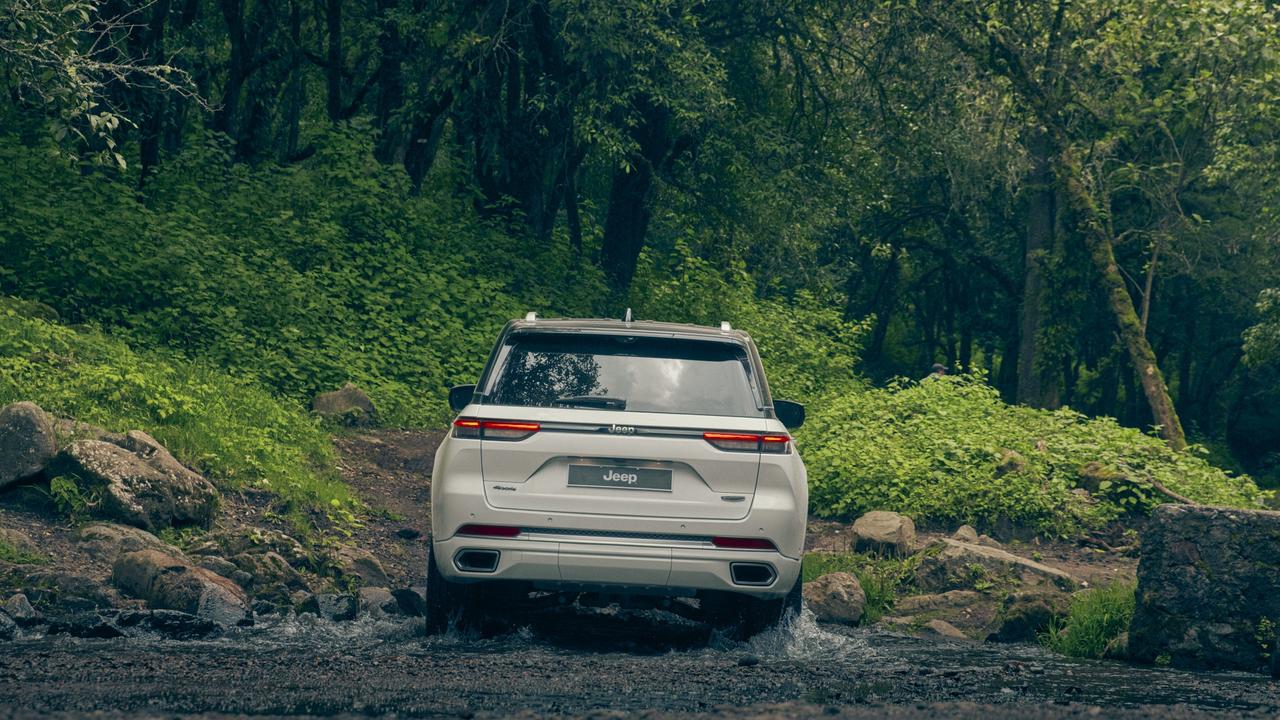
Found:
567,464 -> 673,492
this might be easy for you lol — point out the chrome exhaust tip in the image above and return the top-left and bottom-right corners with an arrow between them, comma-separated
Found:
454,549 -> 500,573
729,562 -> 776,587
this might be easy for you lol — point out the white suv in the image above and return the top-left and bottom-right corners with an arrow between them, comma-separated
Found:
426,314 -> 808,637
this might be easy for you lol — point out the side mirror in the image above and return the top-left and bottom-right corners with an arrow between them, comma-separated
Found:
448,384 -> 476,413
774,399 -> 805,429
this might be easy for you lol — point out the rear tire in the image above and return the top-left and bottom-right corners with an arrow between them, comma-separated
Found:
703,573 -> 803,639
424,534 -> 464,635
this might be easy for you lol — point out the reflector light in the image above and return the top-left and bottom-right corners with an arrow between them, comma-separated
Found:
712,536 -> 777,550
457,524 -> 522,538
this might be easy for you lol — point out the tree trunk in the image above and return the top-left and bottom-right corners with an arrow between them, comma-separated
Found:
1016,128 -> 1059,407
1056,147 -> 1187,449
325,0 -> 343,122
600,160 -> 655,287
373,0 -> 404,163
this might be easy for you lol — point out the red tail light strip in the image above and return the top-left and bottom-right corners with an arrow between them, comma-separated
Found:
703,431 -> 791,454
452,418 -> 540,440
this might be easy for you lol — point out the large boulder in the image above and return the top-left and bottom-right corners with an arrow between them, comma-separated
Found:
0,401 -> 57,489
851,511 -> 916,556
802,572 -> 866,625
1129,504 -> 1280,673
914,537 -> 1078,593
990,588 -> 1071,643
312,383 -> 376,426
112,548 -> 251,626
333,545 -> 389,587
76,523 -> 175,562
49,432 -> 218,530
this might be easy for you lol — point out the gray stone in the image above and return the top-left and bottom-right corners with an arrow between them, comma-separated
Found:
914,538 -> 1078,593
311,383 -> 376,426
300,593 -> 358,621
333,546 -> 389,587
76,523 -> 174,562
851,511 -> 916,556
802,572 -> 866,625
111,548 -> 251,626
3,593 -> 38,622
25,571 -> 119,609
196,556 -> 241,579
50,435 -> 218,531
990,589 -> 1069,643
1129,504 -> 1280,673
0,402 -> 56,489
894,590 -> 983,615
0,611 -> 17,640
231,551 -> 306,591
953,525 -> 979,543
391,587 -> 427,617
923,618 -> 969,640
357,586 -> 400,617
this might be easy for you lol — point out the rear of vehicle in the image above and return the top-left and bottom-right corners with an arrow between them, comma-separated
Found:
427,317 -> 807,636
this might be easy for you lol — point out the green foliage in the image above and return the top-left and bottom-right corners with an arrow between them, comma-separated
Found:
0,537 -> 45,565
803,375 -> 1260,534
1245,289 -> 1280,369
802,551 -> 917,624
47,474 -> 100,521
1042,582 -> 1137,660
0,298 -> 353,526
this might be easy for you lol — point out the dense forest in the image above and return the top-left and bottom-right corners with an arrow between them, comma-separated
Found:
2,0 -> 1278,532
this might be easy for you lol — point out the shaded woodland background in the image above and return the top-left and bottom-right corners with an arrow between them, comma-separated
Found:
2,0 -> 1279,524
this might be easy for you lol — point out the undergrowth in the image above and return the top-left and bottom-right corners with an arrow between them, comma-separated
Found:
1042,581 -> 1137,659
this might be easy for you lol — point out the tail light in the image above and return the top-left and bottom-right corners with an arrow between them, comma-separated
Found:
457,524 -> 522,538
712,536 -> 777,550
453,418 -> 540,441
703,431 -> 791,454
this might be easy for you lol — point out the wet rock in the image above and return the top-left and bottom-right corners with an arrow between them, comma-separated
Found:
197,529 -> 310,569
1104,631 -> 1130,661
0,401 -> 57,490
44,612 -> 126,639
802,572 -> 866,625
391,587 -> 427,617
196,555 -> 241,578
112,548 -> 251,626
334,546 -> 389,587
396,527 -> 422,540
0,610 -> 15,640
923,618 -> 969,640
357,586 -> 400,617
114,609 -> 222,639
25,571 -> 120,609
1129,504 -> 1280,673
526,605 -> 711,651
300,593 -> 358,621
3,593 -> 38,624
990,590 -> 1069,643
953,525 -> 979,543
737,655 -> 760,667
851,511 -> 916,556
76,522 -> 175,562
312,383 -> 377,427
49,434 -> 218,530
914,538 -> 1077,593
231,551 -> 306,592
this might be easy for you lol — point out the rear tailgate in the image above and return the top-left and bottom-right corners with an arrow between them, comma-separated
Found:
478,407 -> 764,520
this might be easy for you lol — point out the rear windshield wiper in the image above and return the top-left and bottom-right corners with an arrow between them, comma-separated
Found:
553,395 -> 627,410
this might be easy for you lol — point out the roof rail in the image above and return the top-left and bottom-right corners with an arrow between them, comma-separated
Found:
524,311 -> 537,322
720,321 -> 732,332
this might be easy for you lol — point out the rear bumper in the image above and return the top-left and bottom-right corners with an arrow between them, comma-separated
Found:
434,533 -> 802,600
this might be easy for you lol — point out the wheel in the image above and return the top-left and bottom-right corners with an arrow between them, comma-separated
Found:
424,534 -> 464,635
702,572 -> 803,639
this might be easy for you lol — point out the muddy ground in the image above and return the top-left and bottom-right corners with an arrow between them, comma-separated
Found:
1,612 -> 1277,719
3,428 -> 1278,719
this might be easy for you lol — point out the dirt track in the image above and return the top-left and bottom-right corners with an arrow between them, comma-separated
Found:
1,611 -> 1277,719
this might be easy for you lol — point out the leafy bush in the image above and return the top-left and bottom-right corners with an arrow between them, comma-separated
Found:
1043,581 -> 1136,659
0,298 -> 353,527
802,375 -> 1261,534
0,129 -> 600,427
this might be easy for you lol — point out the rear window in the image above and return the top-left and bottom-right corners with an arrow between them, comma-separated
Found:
484,334 -> 764,417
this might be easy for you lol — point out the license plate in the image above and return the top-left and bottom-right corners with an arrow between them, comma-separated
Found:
568,464 -> 672,492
